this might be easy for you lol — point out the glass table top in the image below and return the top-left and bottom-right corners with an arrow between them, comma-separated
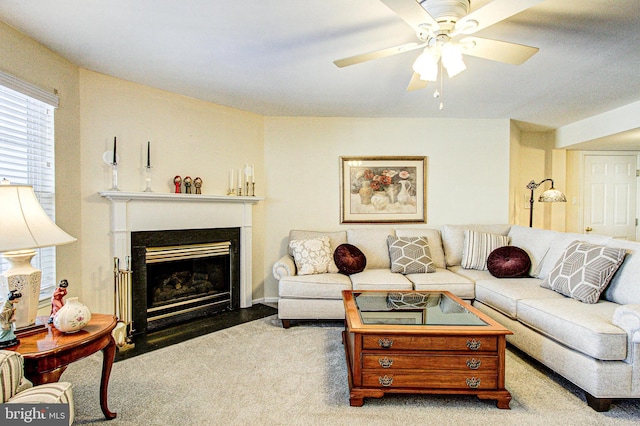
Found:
355,291 -> 487,327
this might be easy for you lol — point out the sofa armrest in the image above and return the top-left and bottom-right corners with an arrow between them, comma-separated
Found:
273,255 -> 296,280
613,304 -> 640,344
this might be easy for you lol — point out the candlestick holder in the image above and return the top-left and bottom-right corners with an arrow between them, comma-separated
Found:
144,166 -> 152,192
245,182 -> 250,197
227,188 -> 236,196
237,186 -> 243,196
111,163 -> 119,191
251,182 -> 255,196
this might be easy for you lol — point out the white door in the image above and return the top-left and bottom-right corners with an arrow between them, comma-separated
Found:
583,154 -> 637,240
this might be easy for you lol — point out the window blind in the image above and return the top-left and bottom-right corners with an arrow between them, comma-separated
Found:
0,73 -> 59,300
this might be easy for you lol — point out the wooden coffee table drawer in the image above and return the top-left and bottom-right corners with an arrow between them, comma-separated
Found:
363,335 -> 498,352
362,353 -> 498,371
362,371 -> 498,389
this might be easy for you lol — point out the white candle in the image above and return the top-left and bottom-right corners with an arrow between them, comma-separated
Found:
229,169 -> 233,192
237,168 -> 242,187
244,164 -> 250,183
251,164 -> 255,183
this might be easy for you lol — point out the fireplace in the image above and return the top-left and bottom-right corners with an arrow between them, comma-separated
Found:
130,227 -> 240,337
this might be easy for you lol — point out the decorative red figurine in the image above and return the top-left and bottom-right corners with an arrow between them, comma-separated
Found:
49,279 -> 69,324
174,175 -> 182,193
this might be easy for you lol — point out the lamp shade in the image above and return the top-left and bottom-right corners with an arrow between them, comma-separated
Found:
538,188 -> 567,203
0,183 -> 76,252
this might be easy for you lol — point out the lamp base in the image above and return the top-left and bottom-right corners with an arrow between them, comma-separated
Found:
0,249 -> 42,329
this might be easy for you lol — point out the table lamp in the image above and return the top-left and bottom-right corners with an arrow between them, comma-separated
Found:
0,180 -> 76,330
526,178 -> 567,227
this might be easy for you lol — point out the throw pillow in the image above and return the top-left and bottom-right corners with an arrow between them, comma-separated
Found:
333,243 -> 367,275
541,240 -> 626,304
461,230 -> 509,270
487,246 -> 532,278
289,236 -> 332,276
387,235 -> 435,274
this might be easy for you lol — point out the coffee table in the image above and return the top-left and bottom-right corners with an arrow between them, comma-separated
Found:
342,290 -> 512,408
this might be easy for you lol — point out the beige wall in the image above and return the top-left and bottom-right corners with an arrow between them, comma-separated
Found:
0,21 -> 82,303
78,70 -> 265,313
262,117 -> 512,301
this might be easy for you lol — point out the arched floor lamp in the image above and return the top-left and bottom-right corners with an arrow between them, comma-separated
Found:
527,178 -> 567,227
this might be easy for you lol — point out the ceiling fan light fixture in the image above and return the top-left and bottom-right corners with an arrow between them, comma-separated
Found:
441,43 -> 466,78
455,18 -> 479,34
412,49 -> 440,81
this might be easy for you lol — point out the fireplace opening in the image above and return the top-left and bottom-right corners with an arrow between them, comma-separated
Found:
131,228 -> 240,338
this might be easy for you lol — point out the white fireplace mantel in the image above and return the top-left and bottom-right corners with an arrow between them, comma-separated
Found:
99,191 -> 263,308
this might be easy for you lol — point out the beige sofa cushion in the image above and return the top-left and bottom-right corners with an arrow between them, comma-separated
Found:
347,228 -> 395,269
441,224 -> 512,267
349,269 -> 413,291
394,228 -> 446,268
507,225 -> 558,276
474,277 -> 564,319
278,273 -> 352,299
604,239 -> 640,305
406,268 -> 475,299
289,230 -> 347,273
516,298 -> 627,361
536,232 -> 612,279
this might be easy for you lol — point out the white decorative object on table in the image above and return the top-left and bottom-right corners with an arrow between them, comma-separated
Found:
53,297 -> 91,333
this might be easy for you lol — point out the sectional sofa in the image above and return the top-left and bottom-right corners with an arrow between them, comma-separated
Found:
272,225 -> 640,411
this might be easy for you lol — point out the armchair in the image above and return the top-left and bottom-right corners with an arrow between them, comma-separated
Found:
0,350 -> 74,425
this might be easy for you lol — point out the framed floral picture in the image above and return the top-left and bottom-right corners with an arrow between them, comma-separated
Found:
340,156 -> 427,223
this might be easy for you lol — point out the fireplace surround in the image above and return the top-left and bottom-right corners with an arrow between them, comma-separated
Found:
100,191 -> 262,338
131,227 -> 240,335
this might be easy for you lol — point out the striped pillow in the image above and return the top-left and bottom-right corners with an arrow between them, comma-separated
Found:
0,350 -> 26,402
461,230 -> 509,270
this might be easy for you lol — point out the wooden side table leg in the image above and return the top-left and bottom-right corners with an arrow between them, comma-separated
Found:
100,336 -> 117,420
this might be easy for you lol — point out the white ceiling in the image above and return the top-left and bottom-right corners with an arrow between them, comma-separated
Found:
1,0 -> 639,143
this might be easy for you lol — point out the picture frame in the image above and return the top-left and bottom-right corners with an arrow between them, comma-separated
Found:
340,156 -> 427,223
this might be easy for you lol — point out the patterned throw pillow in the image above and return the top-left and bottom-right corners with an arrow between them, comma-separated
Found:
289,236 -> 332,276
387,235 -> 435,274
461,230 -> 509,270
541,240 -> 626,304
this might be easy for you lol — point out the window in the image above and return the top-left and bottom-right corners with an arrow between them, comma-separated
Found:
0,71 -> 59,301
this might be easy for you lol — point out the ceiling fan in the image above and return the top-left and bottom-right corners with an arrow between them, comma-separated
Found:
334,0 -> 544,92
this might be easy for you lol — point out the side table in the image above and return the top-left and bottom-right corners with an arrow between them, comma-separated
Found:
12,313 -> 118,420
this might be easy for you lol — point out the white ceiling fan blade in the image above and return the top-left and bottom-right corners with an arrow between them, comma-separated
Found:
456,0 -> 544,35
334,42 -> 425,68
460,37 -> 539,65
380,0 -> 439,32
406,72 -> 428,91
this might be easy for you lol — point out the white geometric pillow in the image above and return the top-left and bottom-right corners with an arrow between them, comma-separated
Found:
289,236 -> 332,276
387,236 -> 435,274
541,240 -> 626,304
461,230 -> 509,270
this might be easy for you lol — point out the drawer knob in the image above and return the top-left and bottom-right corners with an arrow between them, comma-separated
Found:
378,375 -> 394,387
378,357 -> 394,368
466,358 -> 482,370
466,377 -> 481,389
378,338 -> 394,348
466,339 -> 481,350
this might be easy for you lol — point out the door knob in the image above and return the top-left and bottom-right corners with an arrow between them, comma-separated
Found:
585,227 -> 593,232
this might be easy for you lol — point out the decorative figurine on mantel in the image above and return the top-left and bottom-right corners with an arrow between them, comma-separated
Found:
174,175 -> 182,193
184,176 -> 193,194
49,279 -> 69,324
194,177 -> 202,194
0,290 -> 22,348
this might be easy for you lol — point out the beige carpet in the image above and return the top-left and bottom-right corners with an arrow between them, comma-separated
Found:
62,315 -> 640,425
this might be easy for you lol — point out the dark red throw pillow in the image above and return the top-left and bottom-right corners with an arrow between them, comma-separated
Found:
334,244 -> 367,275
487,246 -> 531,278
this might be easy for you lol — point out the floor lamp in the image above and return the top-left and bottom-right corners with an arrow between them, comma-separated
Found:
0,180 -> 77,335
527,178 -> 567,227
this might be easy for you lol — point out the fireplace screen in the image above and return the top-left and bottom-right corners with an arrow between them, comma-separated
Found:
146,242 -> 231,312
